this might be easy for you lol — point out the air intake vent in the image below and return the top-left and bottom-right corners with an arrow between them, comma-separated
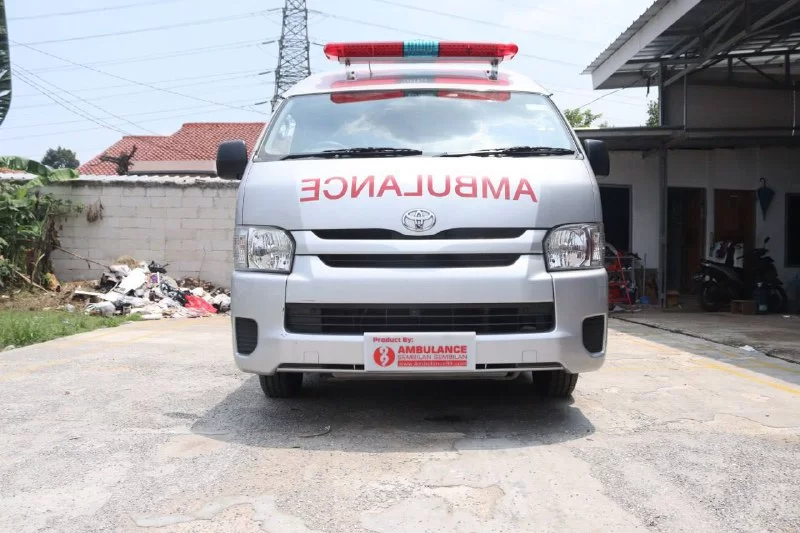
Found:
235,318 -> 258,355
317,254 -> 520,268
312,228 -> 527,240
582,315 -> 606,353
285,303 -> 555,335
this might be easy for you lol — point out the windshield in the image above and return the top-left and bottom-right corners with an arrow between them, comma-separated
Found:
255,90 -> 576,160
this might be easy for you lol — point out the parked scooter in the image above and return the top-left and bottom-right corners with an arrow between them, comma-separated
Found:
693,237 -> 787,312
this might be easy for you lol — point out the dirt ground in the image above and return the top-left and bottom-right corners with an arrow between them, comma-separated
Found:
0,281 -> 92,312
1,317 -> 799,532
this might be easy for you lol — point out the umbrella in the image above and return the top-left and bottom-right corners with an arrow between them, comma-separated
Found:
757,178 -> 775,221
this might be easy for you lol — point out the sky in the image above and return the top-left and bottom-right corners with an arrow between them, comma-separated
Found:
1,0 -> 655,165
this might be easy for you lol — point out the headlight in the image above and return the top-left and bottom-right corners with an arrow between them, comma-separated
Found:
234,226 -> 294,273
544,223 -> 604,271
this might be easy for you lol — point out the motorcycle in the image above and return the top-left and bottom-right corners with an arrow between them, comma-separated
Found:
693,237 -> 788,313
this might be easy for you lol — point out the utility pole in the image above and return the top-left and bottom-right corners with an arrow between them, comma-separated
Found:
272,0 -> 310,111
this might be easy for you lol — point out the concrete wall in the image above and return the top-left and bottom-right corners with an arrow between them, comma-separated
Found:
43,176 -> 238,287
664,83 -> 796,129
604,148 -> 800,291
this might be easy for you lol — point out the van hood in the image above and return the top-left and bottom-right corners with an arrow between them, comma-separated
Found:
239,157 -> 599,232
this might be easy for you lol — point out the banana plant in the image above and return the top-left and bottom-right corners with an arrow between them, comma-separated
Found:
0,156 -> 80,288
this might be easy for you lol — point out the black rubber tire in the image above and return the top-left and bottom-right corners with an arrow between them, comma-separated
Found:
259,373 -> 303,398
699,283 -> 725,312
532,370 -> 579,398
769,286 -> 789,314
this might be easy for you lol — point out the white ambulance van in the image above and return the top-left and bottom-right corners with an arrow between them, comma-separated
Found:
216,41 -> 610,399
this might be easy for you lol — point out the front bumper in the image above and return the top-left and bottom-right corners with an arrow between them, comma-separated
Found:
230,257 -> 608,376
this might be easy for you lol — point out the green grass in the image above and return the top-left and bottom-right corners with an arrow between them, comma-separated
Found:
0,311 -> 140,350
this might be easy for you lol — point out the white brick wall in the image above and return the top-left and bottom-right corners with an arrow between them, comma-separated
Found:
41,176 -> 239,287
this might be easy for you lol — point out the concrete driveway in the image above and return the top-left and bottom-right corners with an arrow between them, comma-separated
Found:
1,317 -> 798,533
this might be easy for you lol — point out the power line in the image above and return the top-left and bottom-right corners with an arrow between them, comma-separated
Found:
11,69 -> 139,138
576,78 -> 651,110
11,66 -> 266,161
11,66 -> 206,159
15,9 -> 281,46
8,0 -> 186,20
363,0 -> 603,46
3,97 -> 266,131
0,98 -> 266,141
309,10 -> 585,67
11,74 -> 270,110
14,69 -> 266,98
10,40 -> 269,115
27,40 -> 270,75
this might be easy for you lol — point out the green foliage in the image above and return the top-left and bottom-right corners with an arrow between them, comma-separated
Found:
0,156 -> 81,288
0,0 -> 10,127
645,100 -> 659,127
0,311 -> 139,349
42,146 -> 80,169
564,107 -> 604,129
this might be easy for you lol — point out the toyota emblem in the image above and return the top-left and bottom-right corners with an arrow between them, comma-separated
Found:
402,208 -> 436,232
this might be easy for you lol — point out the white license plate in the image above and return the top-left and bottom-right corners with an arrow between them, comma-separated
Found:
364,332 -> 477,372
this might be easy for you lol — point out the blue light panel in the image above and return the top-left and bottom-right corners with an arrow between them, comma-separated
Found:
403,40 -> 439,57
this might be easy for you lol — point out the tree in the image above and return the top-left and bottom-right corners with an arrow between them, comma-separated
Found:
564,107 -> 604,129
42,146 -> 80,169
0,156 -> 80,289
645,100 -> 659,127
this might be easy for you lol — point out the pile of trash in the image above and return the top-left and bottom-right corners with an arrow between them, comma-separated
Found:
71,260 -> 231,320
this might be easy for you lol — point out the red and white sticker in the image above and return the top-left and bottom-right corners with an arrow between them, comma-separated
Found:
364,332 -> 477,372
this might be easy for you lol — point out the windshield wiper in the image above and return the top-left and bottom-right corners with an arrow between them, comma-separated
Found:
282,147 -> 423,160
438,146 -> 576,157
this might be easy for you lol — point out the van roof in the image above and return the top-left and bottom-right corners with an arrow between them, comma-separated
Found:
284,64 -> 548,98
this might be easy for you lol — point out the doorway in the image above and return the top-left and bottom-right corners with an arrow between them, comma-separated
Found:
667,187 -> 705,293
599,185 -> 631,252
714,189 -> 756,264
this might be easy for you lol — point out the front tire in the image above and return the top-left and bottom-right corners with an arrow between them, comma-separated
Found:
259,373 -> 303,398
700,282 -> 727,312
532,370 -> 578,398
769,286 -> 788,314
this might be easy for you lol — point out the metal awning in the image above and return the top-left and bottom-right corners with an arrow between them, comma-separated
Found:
584,0 -> 800,90
575,126 -> 800,151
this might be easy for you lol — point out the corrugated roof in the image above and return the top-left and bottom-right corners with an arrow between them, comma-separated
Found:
79,122 -> 266,175
582,0 -> 672,75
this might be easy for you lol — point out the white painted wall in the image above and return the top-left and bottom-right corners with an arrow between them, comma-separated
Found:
664,84 -> 796,129
41,176 -> 238,287
599,151 -> 659,270
603,148 -> 800,296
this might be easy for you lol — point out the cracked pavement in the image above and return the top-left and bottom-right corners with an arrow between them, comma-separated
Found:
1,317 -> 798,532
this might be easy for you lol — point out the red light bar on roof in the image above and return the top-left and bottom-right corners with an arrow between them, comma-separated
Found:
323,40 -> 519,64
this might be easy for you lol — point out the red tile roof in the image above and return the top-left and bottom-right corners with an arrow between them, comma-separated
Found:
79,122 -> 266,175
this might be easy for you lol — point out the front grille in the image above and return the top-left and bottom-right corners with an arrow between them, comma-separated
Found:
235,318 -> 258,354
285,303 -> 555,335
311,228 -> 527,240
317,254 -> 520,268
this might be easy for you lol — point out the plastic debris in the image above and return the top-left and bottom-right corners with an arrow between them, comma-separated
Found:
210,293 -> 231,313
115,268 -> 147,294
65,256 -> 231,320
740,345 -> 757,352
86,301 -> 116,317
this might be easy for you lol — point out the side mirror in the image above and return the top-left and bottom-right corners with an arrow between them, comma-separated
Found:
216,140 -> 248,180
583,139 -> 610,177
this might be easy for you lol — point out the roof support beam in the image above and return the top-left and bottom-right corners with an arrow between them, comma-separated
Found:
664,0 -> 800,86
589,0 -> 704,89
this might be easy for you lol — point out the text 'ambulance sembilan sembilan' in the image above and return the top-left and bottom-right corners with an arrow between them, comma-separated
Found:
215,40 -> 611,399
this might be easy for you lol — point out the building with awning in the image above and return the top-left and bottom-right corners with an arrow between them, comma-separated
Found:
579,0 -> 800,307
